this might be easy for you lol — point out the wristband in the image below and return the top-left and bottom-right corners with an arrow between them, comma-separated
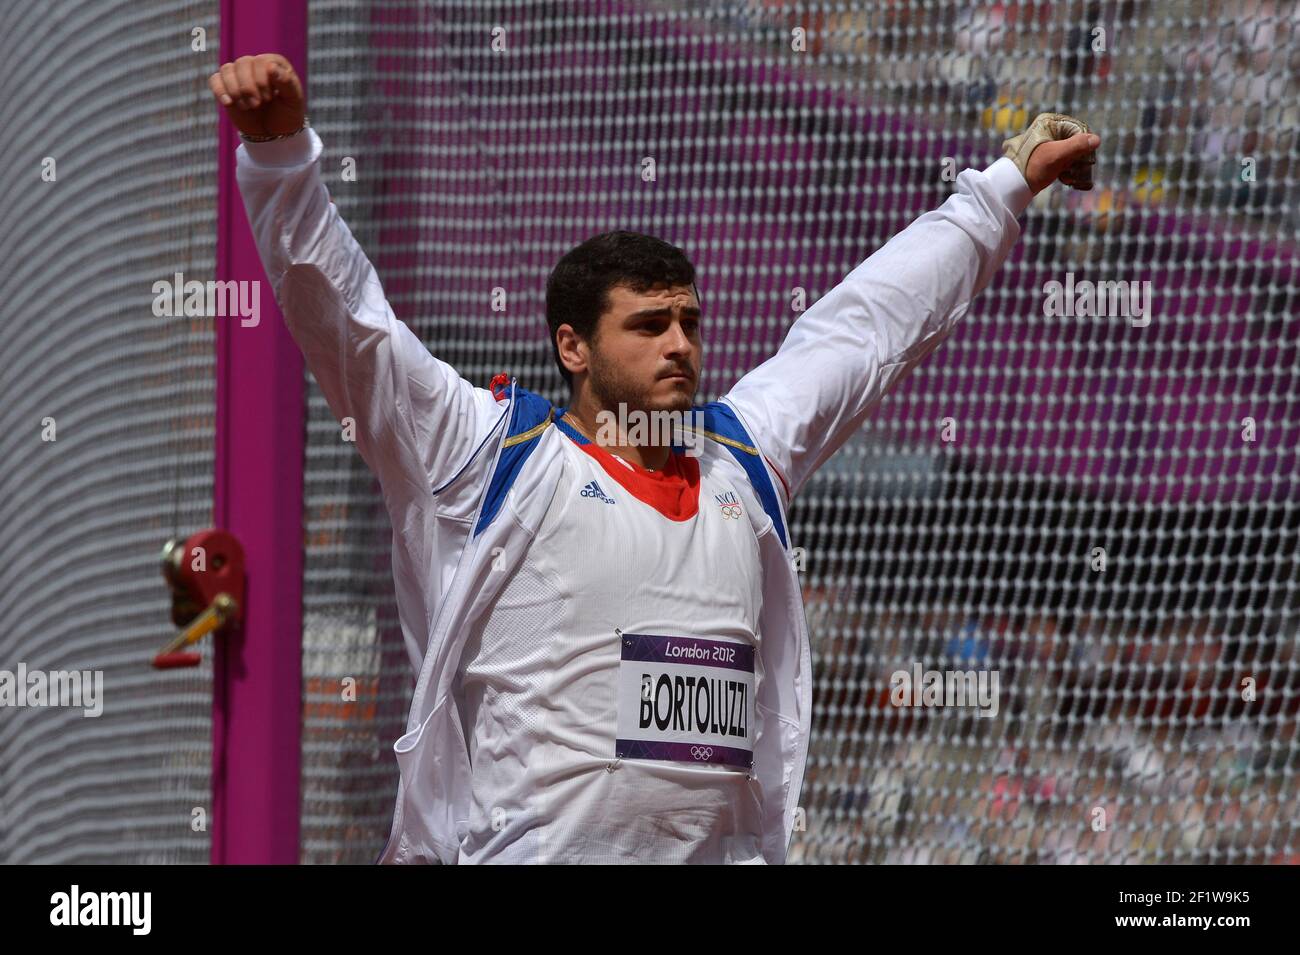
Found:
239,117 -> 310,143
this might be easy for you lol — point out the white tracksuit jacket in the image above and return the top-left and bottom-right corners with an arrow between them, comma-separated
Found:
235,126 -> 1033,864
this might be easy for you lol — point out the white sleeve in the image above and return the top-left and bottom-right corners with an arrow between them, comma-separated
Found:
234,127 -> 502,503
723,157 -> 1033,502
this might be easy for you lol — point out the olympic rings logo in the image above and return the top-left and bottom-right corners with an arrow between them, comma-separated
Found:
719,505 -> 742,519
690,746 -> 714,760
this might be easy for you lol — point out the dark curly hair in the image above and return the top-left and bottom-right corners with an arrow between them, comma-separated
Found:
545,231 -> 699,389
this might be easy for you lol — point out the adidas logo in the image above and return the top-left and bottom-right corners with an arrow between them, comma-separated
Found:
579,479 -> 616,504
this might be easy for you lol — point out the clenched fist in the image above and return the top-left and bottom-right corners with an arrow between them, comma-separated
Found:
208,53 -> 305,139
1004,112 -> 1101,194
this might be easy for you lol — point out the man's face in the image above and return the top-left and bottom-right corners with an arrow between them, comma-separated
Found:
580,283 -> 702,414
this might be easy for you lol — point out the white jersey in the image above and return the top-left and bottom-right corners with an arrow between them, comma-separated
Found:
453,412 -> 768,863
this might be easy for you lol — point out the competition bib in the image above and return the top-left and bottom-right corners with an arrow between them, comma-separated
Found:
615,630 -> 755,769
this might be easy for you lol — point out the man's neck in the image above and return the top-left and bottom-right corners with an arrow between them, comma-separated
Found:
561,399 -> 671,472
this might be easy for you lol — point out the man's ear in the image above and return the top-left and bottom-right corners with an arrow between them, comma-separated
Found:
555,323 -> 588,378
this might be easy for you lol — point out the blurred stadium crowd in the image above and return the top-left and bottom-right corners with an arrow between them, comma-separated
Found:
739,0 -> 1300,229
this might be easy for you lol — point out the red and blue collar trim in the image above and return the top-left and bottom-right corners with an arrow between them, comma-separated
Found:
554,406 -> 700,521
473,387 -> 787,547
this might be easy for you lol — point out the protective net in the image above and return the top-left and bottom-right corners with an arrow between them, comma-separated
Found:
0,0 -> 218,862
301,0 -> 1299,863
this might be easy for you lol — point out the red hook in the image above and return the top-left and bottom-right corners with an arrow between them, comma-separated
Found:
153,530 -> 246,668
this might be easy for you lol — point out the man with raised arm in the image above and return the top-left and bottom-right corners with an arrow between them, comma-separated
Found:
211,53 -> 1099,864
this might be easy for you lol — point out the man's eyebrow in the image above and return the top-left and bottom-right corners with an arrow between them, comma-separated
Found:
625,305 -> 703,319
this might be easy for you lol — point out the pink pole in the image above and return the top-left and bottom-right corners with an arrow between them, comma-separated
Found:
213,0 -> 308,865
